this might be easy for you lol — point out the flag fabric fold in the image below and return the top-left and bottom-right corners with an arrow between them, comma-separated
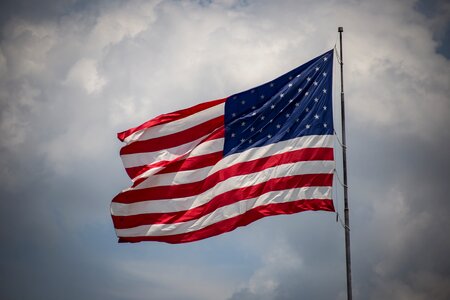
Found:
111,50 -> 335,243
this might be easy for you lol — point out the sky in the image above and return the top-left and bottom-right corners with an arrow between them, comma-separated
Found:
0,0 -> 449,299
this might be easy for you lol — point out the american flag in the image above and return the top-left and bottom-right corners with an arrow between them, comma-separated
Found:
111,50 -> 335,243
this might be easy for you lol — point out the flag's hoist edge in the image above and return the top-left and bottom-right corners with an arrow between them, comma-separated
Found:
111,50 -> 335,243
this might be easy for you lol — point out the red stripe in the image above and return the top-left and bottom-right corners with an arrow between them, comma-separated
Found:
155,151 -> 223,175
117,98 -> 226,142
112,173 -> 333,229
120,116 -> 224,155
131,151 -> 223,188
117,199 -> 335,243
113,147 -> 334,204
124,128 -> 225,180
125,160 -> 170,180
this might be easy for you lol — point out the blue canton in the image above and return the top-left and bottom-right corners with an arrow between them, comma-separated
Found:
224,50 -> 334,156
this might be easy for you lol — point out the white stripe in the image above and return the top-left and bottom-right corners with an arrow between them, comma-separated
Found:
123,103 -> 225,144
115,186 -> 332,237
121,136 -> 223,169
126,139 -> 225,185
131,134 -> 332,188
219,135 -> 333,173
133,165 -> 214,190
111,160 -> 334,216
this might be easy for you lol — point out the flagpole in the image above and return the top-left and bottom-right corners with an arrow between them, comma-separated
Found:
338,26 -> 353,300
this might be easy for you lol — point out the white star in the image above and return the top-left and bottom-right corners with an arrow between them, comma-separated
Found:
288,83 -> 293,87
267,134 -> 272,138
315,67 -> 319,71
251,127 -> 255,132
280,93 -> 284,98
323,89 -> 327,93
323,72 -> 327,77
289,76 -> 293,80
298,88 -> 302,93
241,138 -> 245,143
286,113 -> 290,118
231,133 -> 235,137
314,98 -> 319,102
259,128 -> 263,133
252,112 -> 256,116
313,81 -> 318,86
324,57 -> 328,61
261,116 -> 265,120
306,108 -> 309,112
252,106 -> 256,109
232,113 -> 236,117
249,139 -> 253,143
271,104 -> 275,109
305,92 -> 309,96
323,106 -> 327,110
314,114 -> 319,119
289,99 -> 294,103
241,100 -> 246,104
295,102 -> 300,107
261,94 -> 265,99
323,123 -> 327,128
270,83 -> 274,87
307,77 -> 311,81
269,119 -> 273,123
276,124 -> 281,128
241,121 -> 246,126
296,74 -> 301,78
306,124 -> 311,129
296,118 -> 300,122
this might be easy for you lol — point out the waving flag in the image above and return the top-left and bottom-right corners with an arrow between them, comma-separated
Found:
111,50 -> 335,243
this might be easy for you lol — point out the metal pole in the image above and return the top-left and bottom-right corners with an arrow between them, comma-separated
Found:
338,26 -> 353,300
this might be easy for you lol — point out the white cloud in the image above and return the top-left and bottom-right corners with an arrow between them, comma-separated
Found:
1,18 -> 57,79
65,58 -> 106,94
329,0 -> 450,140
245,241 -> 302,298
87,1 -> 161,50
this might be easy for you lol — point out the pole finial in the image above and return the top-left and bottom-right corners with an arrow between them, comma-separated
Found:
338,27 -> 344,32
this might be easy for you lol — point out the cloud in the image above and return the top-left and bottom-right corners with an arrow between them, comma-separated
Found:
112,259 -> 237,300
0,0 -> 449,299
65,58 -> 106,94
230,239 -> 303,299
